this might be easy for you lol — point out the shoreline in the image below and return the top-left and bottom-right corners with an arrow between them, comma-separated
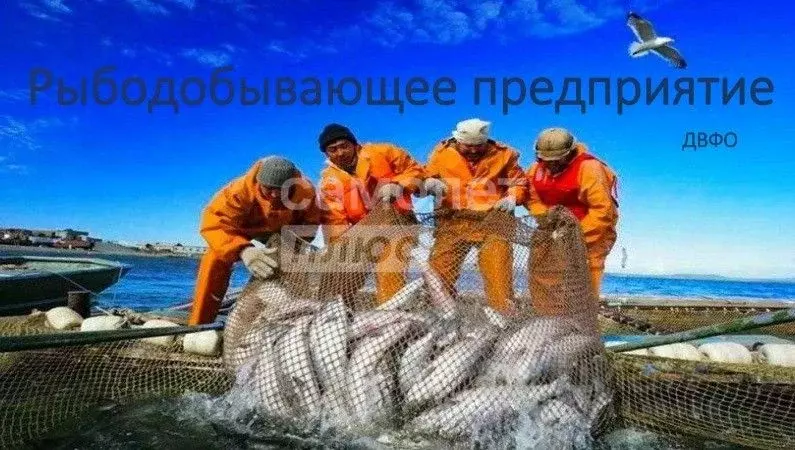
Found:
0,244 -> 201,259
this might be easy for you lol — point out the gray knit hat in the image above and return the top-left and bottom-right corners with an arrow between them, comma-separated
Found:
534,127 -> 576,161
257,155 -> 297,187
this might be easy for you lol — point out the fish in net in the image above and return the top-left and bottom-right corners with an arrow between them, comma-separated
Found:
222,204 -> 615,446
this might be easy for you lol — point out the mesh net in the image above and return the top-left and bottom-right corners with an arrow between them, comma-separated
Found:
222,204 -> 610,447
0,204 -> 793,449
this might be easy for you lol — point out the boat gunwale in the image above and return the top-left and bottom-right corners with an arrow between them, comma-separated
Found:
0,255 -> 131,280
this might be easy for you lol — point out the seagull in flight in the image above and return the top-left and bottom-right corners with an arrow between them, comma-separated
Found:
626,12 -> 687,69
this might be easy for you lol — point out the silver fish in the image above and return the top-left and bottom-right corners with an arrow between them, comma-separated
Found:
527,334 -> 602,383
348,310 -> 431,341
416,258 -> 457,320
307,297 -> 352,426
482,306 -> 508,330
269,298 -> 326,322
308,297 -> 350,391
404,325 -> 499,412
398,327 -> 443,396
409,384 -> 558,441
346,320 -> 419,427
252,325 -> 293,417
275,314 -> 322,420
478,316 -> 574,386
376,278 -> 425,311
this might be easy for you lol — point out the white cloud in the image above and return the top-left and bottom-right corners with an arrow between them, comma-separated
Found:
126,0 -> 169,15
0,117 -> 40,151
181,47 -> 235,67
0,90 -> 30,103
357,0 -> 662,47
43,0 -> 71,13
20,0 -> 72,20
0,115 -> 75,152
165,0 -> 195,9
101,38 -> 175,65
0,164 -> 29,175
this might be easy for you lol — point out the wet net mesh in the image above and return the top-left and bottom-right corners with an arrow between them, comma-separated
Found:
0,204 -> 792,448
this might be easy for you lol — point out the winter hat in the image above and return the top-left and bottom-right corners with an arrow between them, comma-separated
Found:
257,155 -> 297,187
534,127 -> 576,161
318,123 -> 357,151
452,118 -> 490,145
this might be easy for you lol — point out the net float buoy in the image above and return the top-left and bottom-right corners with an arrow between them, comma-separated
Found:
45,306 -> 83,330
698,342 -> 753,364
648,343 -> 702,361
756,344 -> 795,367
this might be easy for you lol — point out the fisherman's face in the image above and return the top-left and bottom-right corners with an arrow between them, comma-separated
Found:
325,139 -> 359,171
455,141 -> 488,162
259,185 -> 285,207
539,150 -> 576,174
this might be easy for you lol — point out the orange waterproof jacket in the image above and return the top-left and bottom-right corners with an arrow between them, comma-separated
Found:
318,142 -> 425,241
526,144 -> 618,249
424,139 -> 528,211
200,160 -> 322,264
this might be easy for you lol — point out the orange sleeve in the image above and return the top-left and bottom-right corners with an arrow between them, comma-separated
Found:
318,176 -> 351,243
199,165 -> 258,263
384,144 -> 425,194
577,160 -> 619,248
502,149 -> 529,204
525,163 -> 550,217
423,143 -> 445,179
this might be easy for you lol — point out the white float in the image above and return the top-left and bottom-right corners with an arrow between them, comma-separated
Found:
648,343 -> 702,361
183,330 -> 222,356
140,319 -> 180,347
698,342 -> 753,364
45,307 -> 83,330
80,315 -> 126,332
756,344 -> 795,367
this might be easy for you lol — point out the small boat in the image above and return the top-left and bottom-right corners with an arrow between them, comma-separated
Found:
0,255 -> 131,315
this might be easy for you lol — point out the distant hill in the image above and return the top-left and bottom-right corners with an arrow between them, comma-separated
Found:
608,272 -> 795,283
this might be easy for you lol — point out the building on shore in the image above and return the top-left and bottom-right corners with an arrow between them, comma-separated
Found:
0,228 -> 96,248
138,242 -> 206,257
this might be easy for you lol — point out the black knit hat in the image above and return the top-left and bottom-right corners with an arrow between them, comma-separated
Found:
318,123 -> 357,151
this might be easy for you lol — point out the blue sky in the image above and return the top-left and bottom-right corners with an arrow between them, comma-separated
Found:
1,0 -> 793,279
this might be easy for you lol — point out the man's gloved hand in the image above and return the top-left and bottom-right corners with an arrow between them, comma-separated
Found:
494,196 -> 516,212
422,178 -> 447,197
376,182 -> 403,203
422,178 -> 448,207
240,245 -> 279,279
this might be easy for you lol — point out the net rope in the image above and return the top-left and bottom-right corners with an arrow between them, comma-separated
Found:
0,204 -> 792,448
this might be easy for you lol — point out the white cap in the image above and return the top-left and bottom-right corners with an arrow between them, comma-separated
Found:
452,118 -> 490,145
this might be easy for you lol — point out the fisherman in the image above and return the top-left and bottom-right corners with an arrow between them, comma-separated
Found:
525,127 -> 619,296
187,156 -> 322,325
422,118 -> 528,314
316,123 -> 426,305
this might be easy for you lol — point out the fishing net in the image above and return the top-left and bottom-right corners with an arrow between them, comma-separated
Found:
221,204 -> 612,447
0,203 -> 793,449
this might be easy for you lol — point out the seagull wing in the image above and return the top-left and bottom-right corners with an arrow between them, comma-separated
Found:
626,12 -> 656,42
651,44 -> 687,69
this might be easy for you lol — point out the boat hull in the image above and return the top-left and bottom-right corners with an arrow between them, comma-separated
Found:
0,256 -> 131,315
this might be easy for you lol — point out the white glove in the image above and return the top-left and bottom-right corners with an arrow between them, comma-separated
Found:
422,178 -> 448,200
494,196 -> 516,212
240,245 -> 279,279
377,183 -> 403,203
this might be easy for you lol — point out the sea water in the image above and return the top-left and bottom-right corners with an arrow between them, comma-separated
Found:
2,248 -> 793,311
